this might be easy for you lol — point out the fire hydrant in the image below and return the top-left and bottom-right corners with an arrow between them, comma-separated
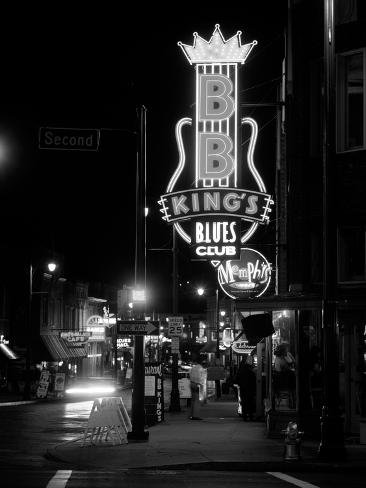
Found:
282,421 -> 303,461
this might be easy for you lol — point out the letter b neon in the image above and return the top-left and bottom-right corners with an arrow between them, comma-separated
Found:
199,133 -> 234,179
199,74 -> 234,120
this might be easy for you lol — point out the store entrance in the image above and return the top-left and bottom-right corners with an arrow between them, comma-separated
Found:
339,310 -> 366,435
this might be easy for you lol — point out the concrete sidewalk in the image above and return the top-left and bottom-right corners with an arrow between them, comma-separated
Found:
46,395 -> 366,472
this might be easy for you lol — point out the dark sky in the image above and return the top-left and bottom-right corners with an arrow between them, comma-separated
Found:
0,4 -> 286,311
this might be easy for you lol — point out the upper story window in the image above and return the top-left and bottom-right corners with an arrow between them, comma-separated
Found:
337,49 -> 366,152
338,227 -> 366,283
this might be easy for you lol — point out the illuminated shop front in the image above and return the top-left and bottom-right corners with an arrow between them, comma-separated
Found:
234,298 -> 324,436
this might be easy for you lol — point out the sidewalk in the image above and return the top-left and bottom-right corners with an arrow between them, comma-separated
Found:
46,394 -> 366,472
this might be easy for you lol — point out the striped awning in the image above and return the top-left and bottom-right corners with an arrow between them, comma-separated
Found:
41,334 -> 87,360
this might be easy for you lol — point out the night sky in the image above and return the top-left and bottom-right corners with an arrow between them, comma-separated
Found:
0,4 -> 286,312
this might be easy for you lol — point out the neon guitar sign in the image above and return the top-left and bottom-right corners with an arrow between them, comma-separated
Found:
159,25 -> 273,261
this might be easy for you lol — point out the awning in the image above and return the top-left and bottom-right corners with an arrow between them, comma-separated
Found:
41,334 -> 87,361
0,343 -> 18,360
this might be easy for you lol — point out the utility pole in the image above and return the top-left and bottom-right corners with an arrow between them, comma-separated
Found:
128,105 -> 149,441
215,288 -> 221,398
169,226 -> 181,411
317,0 -> 346,460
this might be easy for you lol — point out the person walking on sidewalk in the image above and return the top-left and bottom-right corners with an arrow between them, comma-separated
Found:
189,354 -> 205,420
234,355 -> 256,421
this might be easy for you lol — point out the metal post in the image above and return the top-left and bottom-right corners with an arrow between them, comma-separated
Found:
128,105 -> 149,441
317,0 -> 346,460
23,262 -> 32,401
215,288 -> 221,398
114,325 -> 118,384
169,227 -> 181,411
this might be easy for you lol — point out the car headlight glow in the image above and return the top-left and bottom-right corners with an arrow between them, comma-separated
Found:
65,386 -> 116,395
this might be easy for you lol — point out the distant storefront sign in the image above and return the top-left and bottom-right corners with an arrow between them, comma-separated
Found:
60,331 -> 91,346
231,339 -> 256,355
85,315 -> 106,341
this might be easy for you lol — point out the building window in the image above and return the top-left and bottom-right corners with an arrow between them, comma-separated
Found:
337,50 -> 365,152
338,227 -> 366,282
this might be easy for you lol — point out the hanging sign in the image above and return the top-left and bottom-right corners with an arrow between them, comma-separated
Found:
232,339 -> 256,355
158,25 -> 273,262
218,247 -> 272,299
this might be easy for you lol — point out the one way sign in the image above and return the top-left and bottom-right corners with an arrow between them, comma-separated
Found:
117,320 -> 159,336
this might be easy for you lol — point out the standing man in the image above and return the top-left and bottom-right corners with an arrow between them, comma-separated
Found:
189,354 -> 205,420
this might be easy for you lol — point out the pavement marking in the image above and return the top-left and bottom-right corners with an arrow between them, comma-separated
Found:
46,470 -> 72,488
267,472 -> 320,488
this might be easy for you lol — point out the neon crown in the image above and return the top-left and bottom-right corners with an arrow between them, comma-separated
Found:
178,24 -> 257,65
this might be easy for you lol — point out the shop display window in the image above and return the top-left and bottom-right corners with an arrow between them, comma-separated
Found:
272,310 -> 297,410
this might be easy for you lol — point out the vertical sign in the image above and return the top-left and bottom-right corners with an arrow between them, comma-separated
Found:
159,25 -> 274,263
144,363 -> 164,426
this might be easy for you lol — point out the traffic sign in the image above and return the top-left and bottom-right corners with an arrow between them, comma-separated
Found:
167,316 -> 184,336
117,320 -> 159,336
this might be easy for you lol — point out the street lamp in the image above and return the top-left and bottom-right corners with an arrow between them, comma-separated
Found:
23,260 -> 58,400
196,286 -> 222,398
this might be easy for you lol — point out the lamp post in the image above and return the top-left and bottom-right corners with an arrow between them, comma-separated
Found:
215,288 -> 221,399
197,286 -> 222,398
317,0 -> 346,460
23,260 -> 57,401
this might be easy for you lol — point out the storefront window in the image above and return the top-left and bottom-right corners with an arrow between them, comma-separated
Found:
299,310 -> 322,411
272,311 -> 297,410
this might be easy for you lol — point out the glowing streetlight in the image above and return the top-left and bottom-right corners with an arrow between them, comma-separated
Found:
47,262 -> 57,273
197,287 -> 205,296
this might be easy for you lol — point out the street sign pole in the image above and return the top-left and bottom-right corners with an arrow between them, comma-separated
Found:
128,105 -> 149,442
168,315 -> 183,412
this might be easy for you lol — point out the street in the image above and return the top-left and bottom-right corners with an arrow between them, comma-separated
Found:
0,398 -> 365,487
0,467 -> 365,488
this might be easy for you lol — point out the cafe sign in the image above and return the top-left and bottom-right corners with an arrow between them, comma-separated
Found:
218,247 -> 272,299
158,25 -> 273,261
60,331 -> 91,346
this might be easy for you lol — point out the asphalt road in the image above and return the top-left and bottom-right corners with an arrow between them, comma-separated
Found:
0,398 -> 365,487
0,467 -> 365,488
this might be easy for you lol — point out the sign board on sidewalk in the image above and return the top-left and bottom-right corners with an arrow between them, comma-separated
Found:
178,377 -> 192,398
36,370 -> 50,399
168,316 -> 184,336
39,127 -> 100,151
117,320 -> 159,336
83,396 -> 132,446
54,373 -> 66,391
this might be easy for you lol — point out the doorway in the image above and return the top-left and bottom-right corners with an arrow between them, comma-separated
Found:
338,310 -> 366,435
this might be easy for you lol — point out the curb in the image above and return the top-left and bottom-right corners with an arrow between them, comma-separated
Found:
45,444 -> 366,473
0,400 -> 38,407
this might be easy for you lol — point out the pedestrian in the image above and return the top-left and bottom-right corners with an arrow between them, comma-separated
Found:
189,354 -> 206,420
234,355 -> 256,420
273,342 -> 296,407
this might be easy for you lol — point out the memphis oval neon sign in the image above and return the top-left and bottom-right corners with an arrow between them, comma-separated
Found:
218,248 -> 272,299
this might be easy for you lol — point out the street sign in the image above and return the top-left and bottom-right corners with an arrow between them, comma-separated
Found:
167,316 -> 184,336
117,320 -> 159,336
171,336 -> 180,353
39,127 -> 100,151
